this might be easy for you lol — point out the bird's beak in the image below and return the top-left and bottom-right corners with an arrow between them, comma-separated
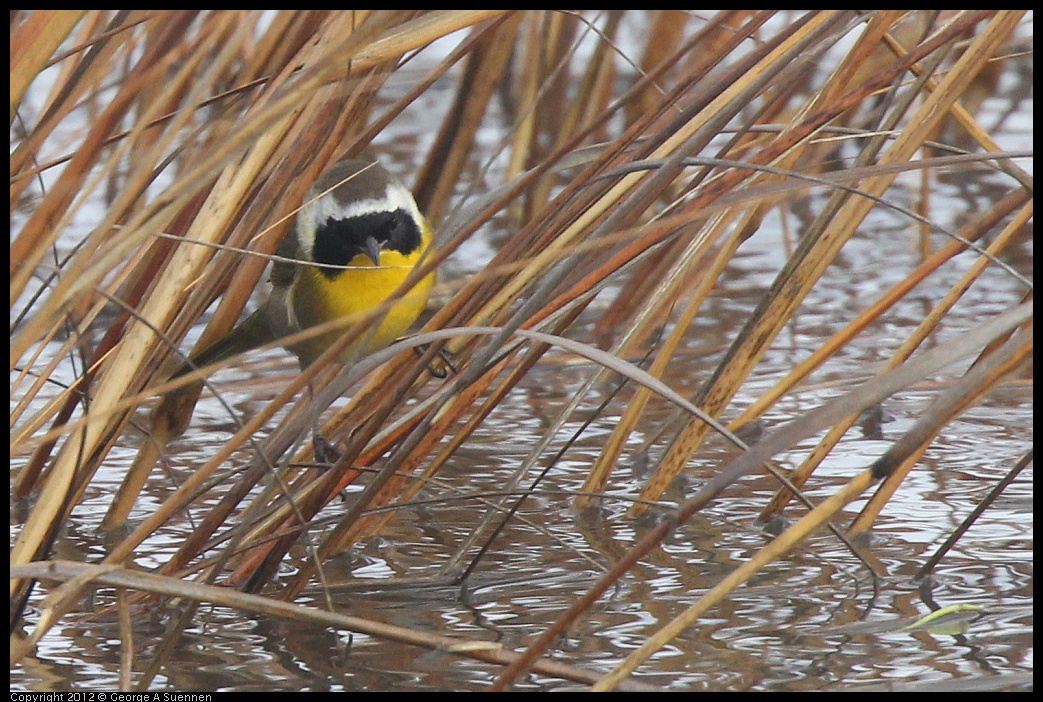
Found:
361,235 -> 383,266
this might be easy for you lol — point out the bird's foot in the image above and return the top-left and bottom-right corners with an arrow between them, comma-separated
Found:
312,434 -> 343,466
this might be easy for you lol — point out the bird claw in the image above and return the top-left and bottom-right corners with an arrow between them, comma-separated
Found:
413,343 -> 458,378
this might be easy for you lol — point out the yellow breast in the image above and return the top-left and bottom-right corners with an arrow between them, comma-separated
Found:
289,245 -> 435,367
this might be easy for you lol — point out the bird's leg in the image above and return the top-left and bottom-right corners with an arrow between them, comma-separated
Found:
303,373 -> 343,467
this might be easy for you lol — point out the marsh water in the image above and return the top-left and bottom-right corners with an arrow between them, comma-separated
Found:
11,27 -> 1032,693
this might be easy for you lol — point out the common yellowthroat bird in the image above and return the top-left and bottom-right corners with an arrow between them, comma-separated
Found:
104,158 -> 435,529
182,157 -> 435,373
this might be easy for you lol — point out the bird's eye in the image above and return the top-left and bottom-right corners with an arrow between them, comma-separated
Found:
382,209 -> 421,255
386,212 -> 406,242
